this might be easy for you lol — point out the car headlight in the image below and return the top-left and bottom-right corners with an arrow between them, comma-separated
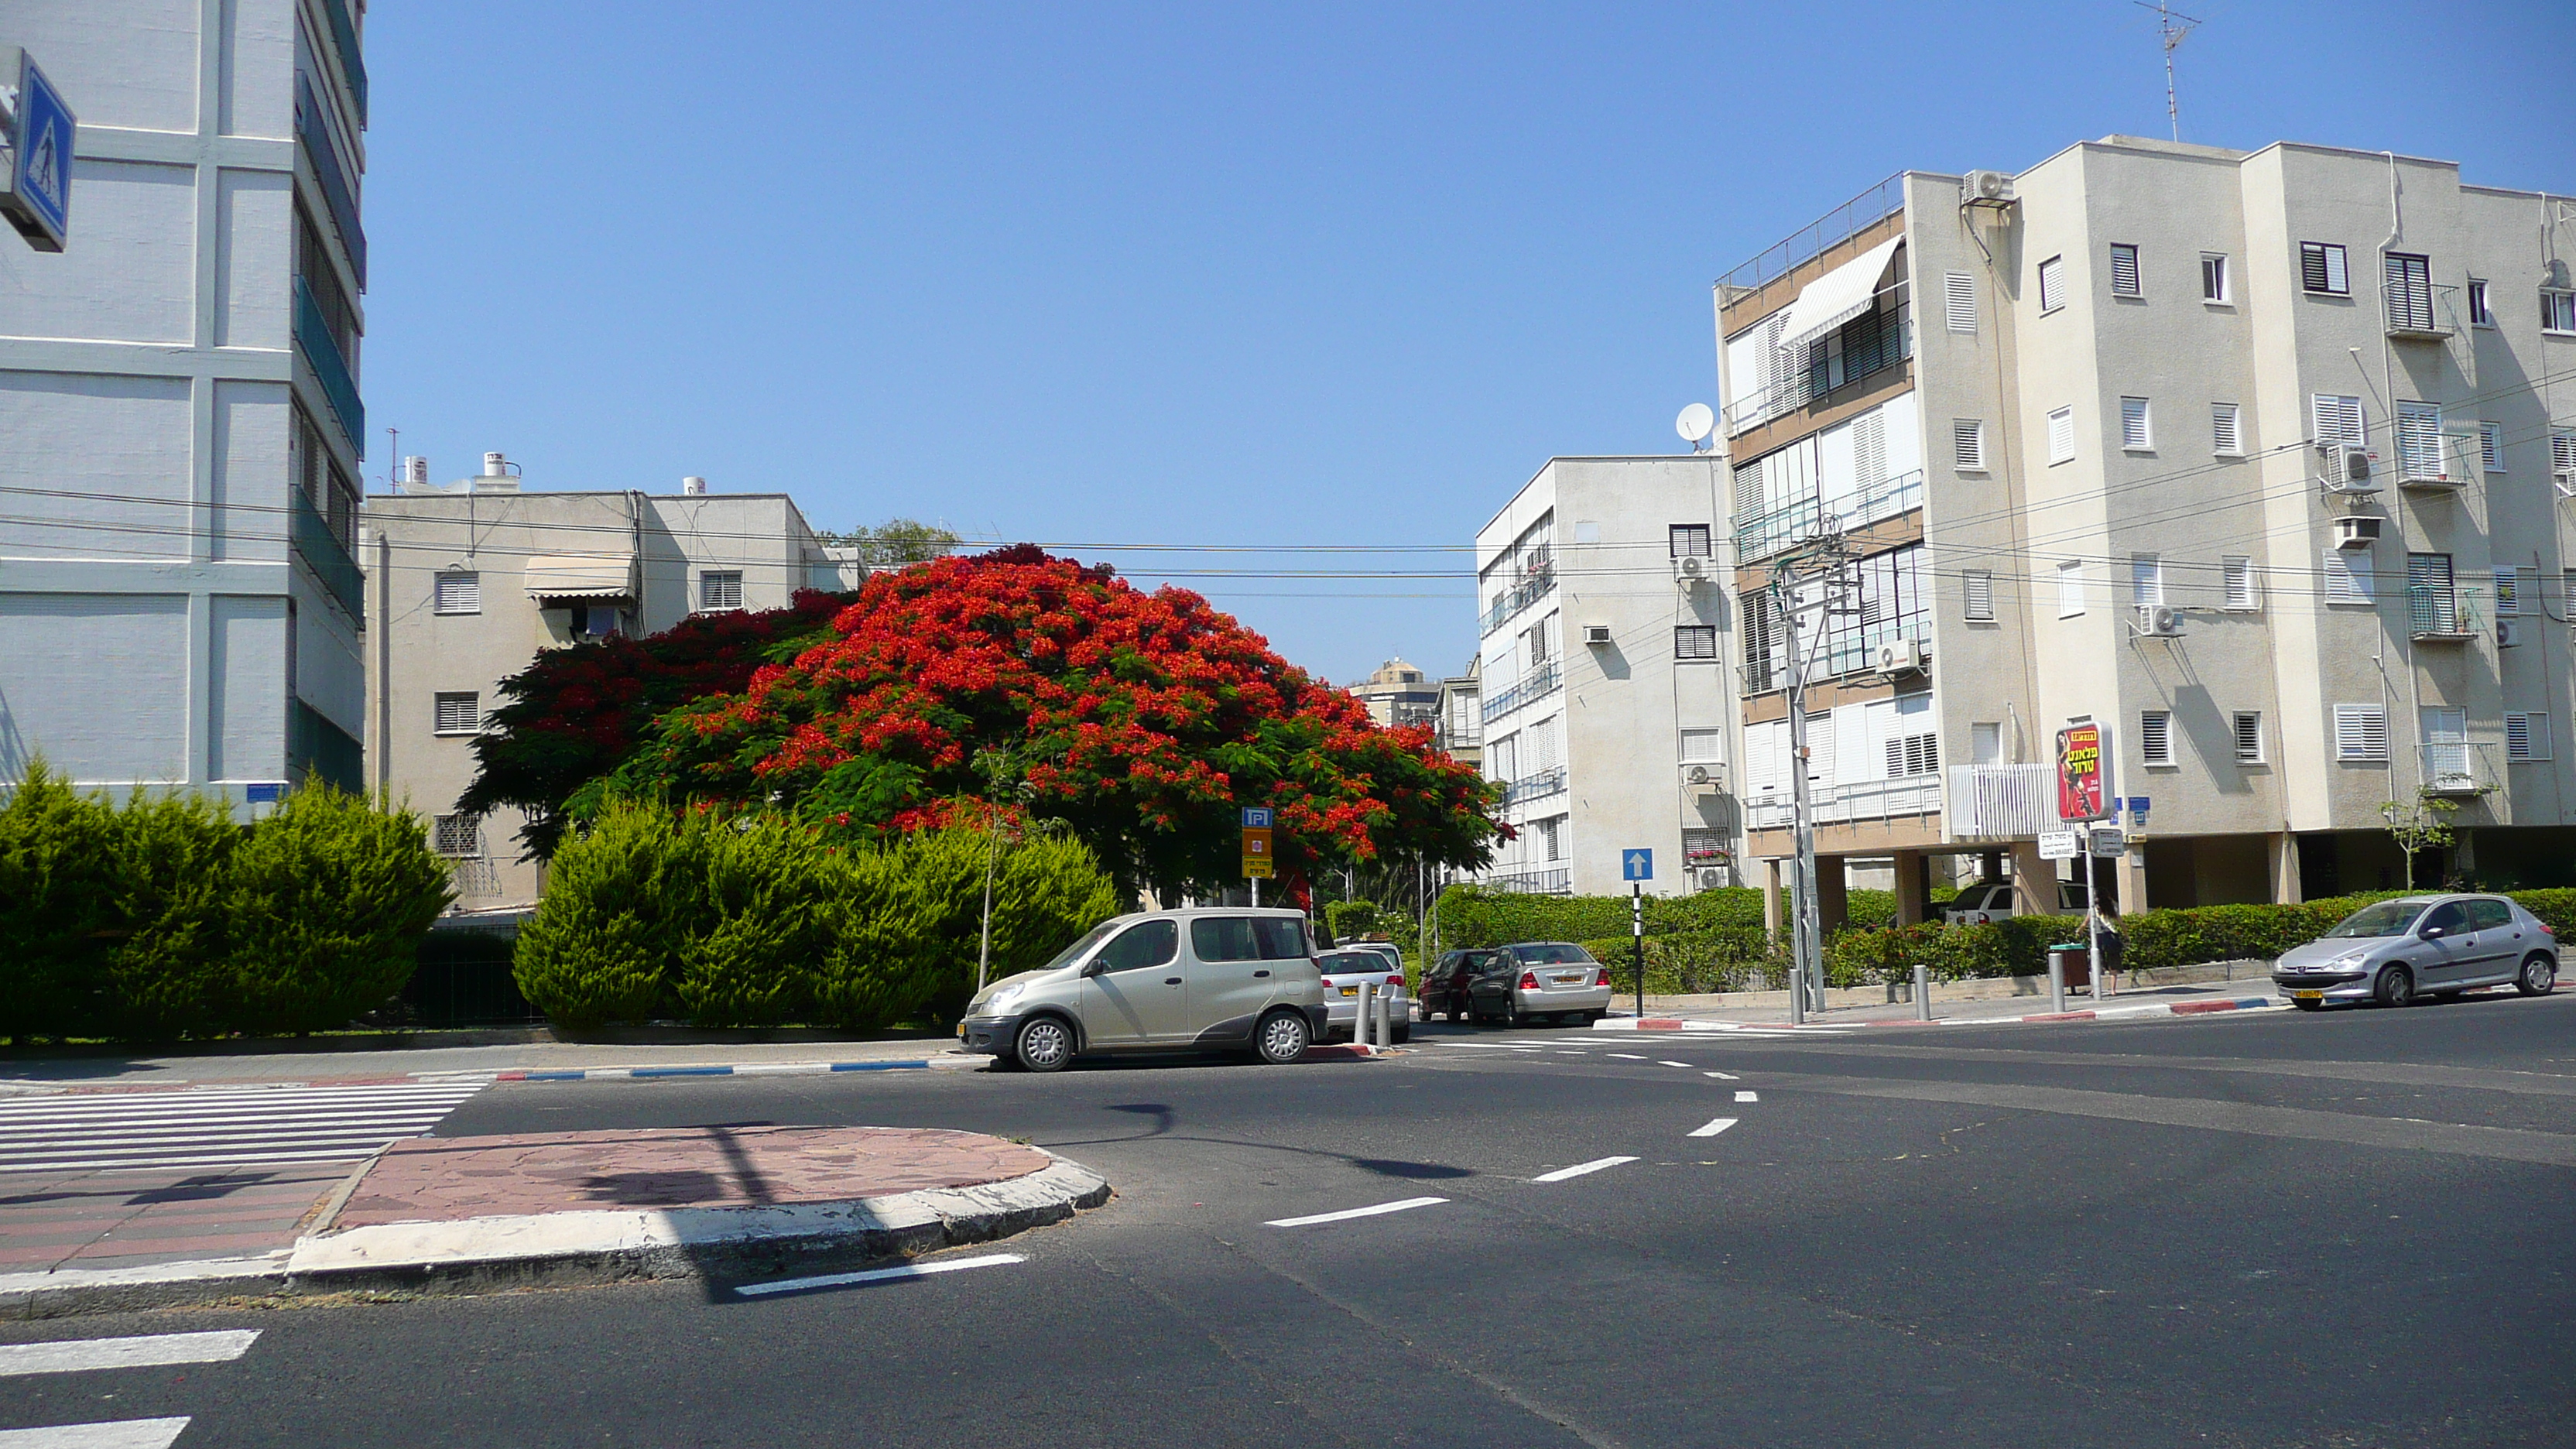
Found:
985,984 -> 1025,1014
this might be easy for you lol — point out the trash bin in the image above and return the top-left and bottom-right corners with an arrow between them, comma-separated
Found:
2048,942 -> 2092,991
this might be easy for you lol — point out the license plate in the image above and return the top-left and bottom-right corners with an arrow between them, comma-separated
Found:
2290,988 -> 2324,1000
1553,974 -> 1584,986
1339,985 -> 1359,997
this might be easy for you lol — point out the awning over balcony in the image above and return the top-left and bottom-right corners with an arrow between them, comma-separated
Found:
1773,237 -> 1903,358
524,553 -> 636,600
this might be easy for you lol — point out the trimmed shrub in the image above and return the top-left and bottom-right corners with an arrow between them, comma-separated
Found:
514,805 -> 706,1029
103,790 -> 243,1038
0,762 -> 122,1041
676,813 -> 835,1027
219,785 -> 454,1036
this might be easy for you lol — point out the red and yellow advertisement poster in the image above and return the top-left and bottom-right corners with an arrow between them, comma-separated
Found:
2057,722 -> 2108,822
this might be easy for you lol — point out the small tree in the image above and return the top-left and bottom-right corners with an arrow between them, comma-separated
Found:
2379,793 -> 2461,889
816,518 -> 961,570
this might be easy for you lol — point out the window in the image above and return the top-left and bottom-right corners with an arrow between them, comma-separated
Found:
2468,279 -> 2492,327
1885,731 -> 1939,778
1191,916 -> 1310,961
2131,553 -> 2164,608
2312,393 -> 2366,449
2140,710 -> 2174,766
2056,560 -> 2085,618
2300,242 -> 2349,296
2384,253 -> 2434,331
2395,402 -> 2444,482
1944,272 -> 1976,333
432,814 -> 480,857
1683,829 -> 1726,866
2544,290 -> 2576,334
2333,704 -> 2389,762
2037,255 -> 2066,313
698,570 -> 744,611
2481,421 -> 2506,474
2047,406 -> 2075,464
1094,920 -> 1180,972
2201,253 -> 2230,303
2120,396 -> 2153,450
2507,713 -> 2553,763
2557,430 -> 2576,479
2109,243 -> 2141,296
1673,625 -> 1718,660
1536,816 -> 1564,862
1964,570 -> 1995,622
433,571 -> 481,615
2233,711 -> 2265,765
1816,543 -> 1930,678
2495,567 -> 2533,617
1679,728 -> 1725,762
1669,524 -> 1712,557
1953,419 -> 1986,471
1971,721 -> 2002,765
2223,555 -> 2257,610
2211,402 -> 2242,456
2323,551 -> 2376,605
433,692 -> 482,735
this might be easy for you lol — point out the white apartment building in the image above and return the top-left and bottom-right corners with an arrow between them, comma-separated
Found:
361,464 -> 861,913
1717,135 -> 2576,927
1348,658 -> 1439,728
1475,457 -> 1738,897
0,1 -> 372,808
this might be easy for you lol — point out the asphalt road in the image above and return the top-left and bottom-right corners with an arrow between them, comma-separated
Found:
6,992 -> 2574,1447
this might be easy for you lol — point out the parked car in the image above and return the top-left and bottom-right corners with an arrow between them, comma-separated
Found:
1317,948 -> 1410,1043
2273,894 -> 2558,1009
1942,879 -> 2091,925
1467,942 -> 1615,1026
957,908 -> 1329,1071
1420,948 -> 1512,1022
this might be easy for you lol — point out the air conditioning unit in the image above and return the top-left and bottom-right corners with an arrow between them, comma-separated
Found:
1693,867 -> 1729,889
2497,619 -> 2524,649
2555,469 -> 2576,501
2320,444 -> 2379,493
1672,554 -> 1712,587
1964,170 -> 2016,204
1581,622 -> 1613,646
2135,605 -> 2185,638
1682,763 -> 1725,790
2333,516 -> 2384,549
1873,637 -> 1930,674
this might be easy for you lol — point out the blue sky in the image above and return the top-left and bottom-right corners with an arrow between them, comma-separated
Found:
362,1 -> 2572,687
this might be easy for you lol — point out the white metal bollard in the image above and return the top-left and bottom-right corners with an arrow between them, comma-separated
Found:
1913,964 -> 1932,1023
1378,989 -> 1394,1046
1357,982 -> 1378,1049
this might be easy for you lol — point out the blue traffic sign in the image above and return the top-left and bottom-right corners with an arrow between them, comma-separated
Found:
1241,807 -> 1273,830
1622,848 -> 1653,882
5,50 -> 77,252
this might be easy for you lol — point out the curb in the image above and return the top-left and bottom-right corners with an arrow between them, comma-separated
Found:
1,1152 -> 1109,1318
493,1056 -> 986,1083
1595,995 -> 2290,1033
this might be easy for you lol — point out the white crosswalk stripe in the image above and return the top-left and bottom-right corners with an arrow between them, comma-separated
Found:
0,1082 -> 488,1173
0,1330 -> 261,1447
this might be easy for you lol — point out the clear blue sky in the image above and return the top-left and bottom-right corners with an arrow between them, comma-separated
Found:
363,1 -> 2572,687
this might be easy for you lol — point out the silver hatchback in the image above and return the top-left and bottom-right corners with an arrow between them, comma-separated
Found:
957,908 -> 1331,1070
2273,894 -> 2559,1009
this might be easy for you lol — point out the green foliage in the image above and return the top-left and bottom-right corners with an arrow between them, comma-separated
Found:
1327,899 -> 1393,942
1581,930 -> 1776,996
814,517 -> 961,570
218,786 -> 454,1036
2379,795 -> 2460,889
1436,884 -> 1771,951
102,790 -> 243,1037
512,806 -> 704,1029
0,762 -> 122,1039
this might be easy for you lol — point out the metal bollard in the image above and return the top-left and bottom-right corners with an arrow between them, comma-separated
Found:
2047,952 -> 2067,1016
1377,991 -> 1393,1046
1913,964 -> 1932,1023
1357,982 -> 1378,1049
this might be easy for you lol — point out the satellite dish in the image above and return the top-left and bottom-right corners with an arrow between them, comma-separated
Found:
1675,402 -> 1715,446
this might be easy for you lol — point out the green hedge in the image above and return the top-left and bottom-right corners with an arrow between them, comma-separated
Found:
513,805 -> 1118,1030
0,763 -> 452,1043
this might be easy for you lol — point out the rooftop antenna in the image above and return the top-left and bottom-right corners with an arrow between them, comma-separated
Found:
2135,1 -> 2204,142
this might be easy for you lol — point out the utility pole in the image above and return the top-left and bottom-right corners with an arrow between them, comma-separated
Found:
2135,0 -> 2203,142
1766,526 -> 1857,1025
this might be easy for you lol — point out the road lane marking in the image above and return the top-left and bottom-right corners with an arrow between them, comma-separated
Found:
1735,1091 -> 1760,1103
1266,1196 -> 1449,1228
1607,1053 -> 1648,1060
0,1331 -> 257,1378
1532,1156 -> 1638,1183
1658,1061 -> 1694,1069
1704,1070 -> 1740,1081
0,1419 -> 194,1448
735,1252 -> 1026,1298
1687,1118 -> 1739,1137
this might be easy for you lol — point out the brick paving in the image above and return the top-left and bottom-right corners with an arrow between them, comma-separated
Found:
333,1126 -> 1053,1229
0,1163 -> 347,1272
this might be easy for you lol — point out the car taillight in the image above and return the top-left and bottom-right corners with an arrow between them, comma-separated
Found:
1519,971 -> 1540,989
1595,968 -> 1612,987
1386,976 -> 1405,992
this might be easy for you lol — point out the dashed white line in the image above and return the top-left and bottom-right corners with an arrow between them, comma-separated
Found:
1266,1196 -> 1449,1228
1687,1117 -> 1740,1138
0,1331 -> 257,1378
1658,1061 -> 1694,1069
1606,1053 -> 1648,1060
1703,1070 -> 1740,1081
735,1252 -> 1025,1297
0,1418 -> 195,1448
1735,1091 -> 1760,1103
1531,1156 -> 1639,1183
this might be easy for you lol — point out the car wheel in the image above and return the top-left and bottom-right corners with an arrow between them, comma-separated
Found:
2516,953 -> 2557,997
1390,1024 -> 1411,1044
1255,1009 -> 1310,1064
1015,1016 -> 1077,1073
2291,999 -> 2324,1012
2373,964 -> 2415,1009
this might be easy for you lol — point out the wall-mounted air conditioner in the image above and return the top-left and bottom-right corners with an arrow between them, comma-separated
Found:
1681,763 -> 1725,791
2133,605 -> 2184,638
1963,170 -> 2016,204
2320,444 -> 2379,493
1672,554 -> 1712,587
2333,516 -> 2383,549
2497,619 -> 2524,649
1693,867 -> 1729,889
1582,623 -> 1613,646
1874,637 -> 1930,674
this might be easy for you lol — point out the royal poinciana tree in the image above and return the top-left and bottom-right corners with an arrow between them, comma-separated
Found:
602,547 -> 1501,900
456,590 -> 857,858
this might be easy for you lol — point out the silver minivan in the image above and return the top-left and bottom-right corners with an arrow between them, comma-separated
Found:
958,908 -> 1330,1071
2273,894 -> 2559,1009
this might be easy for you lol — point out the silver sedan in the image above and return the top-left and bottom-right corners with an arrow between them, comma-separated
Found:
2273,894 -> 2558,1009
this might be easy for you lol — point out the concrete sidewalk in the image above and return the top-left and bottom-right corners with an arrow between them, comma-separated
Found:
2,1123 -> 1108,1317
0,1034 -> 975,1094
1598,974 -> 2292,1031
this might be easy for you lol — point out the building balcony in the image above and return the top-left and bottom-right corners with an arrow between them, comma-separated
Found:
1481,557 -> 1557,635
2418,742 -> 2496,796
1484,867 -> 1572,896
1721,302 -> 1912,436
1502,765 -> 1567,807
292,488 -> 366,621
2383,280 -> 2454,341
1945,763 -> 2057,840
1481,659 -> 1561,724
294,74 -> 367,286
1735,468 -> 1923,564
295,276 -> 365,453
288,700 -> 363,794
319,0 -> 368,126
1744,772 -> 1941,833
2407,585 -> 2483,642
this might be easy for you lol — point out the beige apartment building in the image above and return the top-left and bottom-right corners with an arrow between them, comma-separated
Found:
361,458 -> 860,914
1717,135 -> 2576,927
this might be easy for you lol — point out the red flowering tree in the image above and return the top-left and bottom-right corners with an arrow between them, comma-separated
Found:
611,548 -> 1500,900
457,590 -> 857,858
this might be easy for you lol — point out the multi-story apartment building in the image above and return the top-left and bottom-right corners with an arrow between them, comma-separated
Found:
1717,135 -> 2576,928
0,2 -> 372,810
1475,457 -> 1738,897
361,462 -> 861,913
1433,656 -> 1481,772
1348,658 -> 1439,728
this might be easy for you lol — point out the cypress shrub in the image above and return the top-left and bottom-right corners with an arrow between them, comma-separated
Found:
514,803 -> 706,1029
218,785 -> 453,1036
0,762 -> 122,1041
104,790 -> 242,1037
814,828 -> 1118,1028
675,813 -> 833,1027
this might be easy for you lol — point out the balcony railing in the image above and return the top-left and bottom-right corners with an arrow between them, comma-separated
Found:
294,74 -> 367,286
295,276 -> 365,454
1723,301 -> 1913,434
2383,279 -> 2453,339
288,700 -> 364,794
2418,742 -> 2496,796
292,488 -> 365,620
1502,766 -> 1567,807
1717,172 -> 1905,300
2406,584 -> 2483,640
1744,772 -> 1941,833
1481,558 -> 1557,635
1946,763 -> 2057,840
1484,867 -> 1572,896
318,0 -> 369,127
1735,468 -> 1923,564
1481,659 -> 1561,724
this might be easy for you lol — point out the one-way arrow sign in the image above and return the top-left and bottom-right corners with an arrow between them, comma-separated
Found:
1622,849 -> 1653,882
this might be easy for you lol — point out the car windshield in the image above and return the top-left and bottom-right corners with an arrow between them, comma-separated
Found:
1035,919 -> 1124,973
2321,900 -> 2430,939
1511,943 -> 1597,964
1318,952 -> 1382,973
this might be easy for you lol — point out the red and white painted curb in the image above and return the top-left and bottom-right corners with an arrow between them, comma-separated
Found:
1595,995 -> 2290,1033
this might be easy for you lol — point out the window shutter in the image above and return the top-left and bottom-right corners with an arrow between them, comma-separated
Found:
2323,551 -> 2376,605
2385,254 -> 2433,331
2506,713 -> 2533,762
2120,397 -> 2152,450
2211,402 -> 2242,455
2554,430 -> 2576,478
1855,409 -> 1888,488
2047,406 -> 2075,464
2395,402 -> 2444,481
1944,272 -> 1975,332
2301,243 -> 2329,293
2057,560 -> 2085,617
434,692 -> 481,734
2139,710 -> 2173,766
2131,553 -> 2163,608
434,572 -> 481,614
1965,570 -> 1995,622
1953,419 -> 1985,471
2223,555 -> 2256,609
2334,704 -> 2389,761
2495,567 -> 2521,616
2110,244 -> 2140,296
2233,711 -> 2263,764
1673,625 -> 1717,660
2481,421 -> 2505,473
2312,394 -> 2365,448
2038,255 -> 2064,312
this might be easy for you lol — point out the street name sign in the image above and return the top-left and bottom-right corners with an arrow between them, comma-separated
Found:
2037,831 -> 2080,861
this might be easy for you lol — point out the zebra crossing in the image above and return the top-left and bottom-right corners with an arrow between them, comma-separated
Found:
0,1081 -> 489,1175
0,1329 -> 258,1447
